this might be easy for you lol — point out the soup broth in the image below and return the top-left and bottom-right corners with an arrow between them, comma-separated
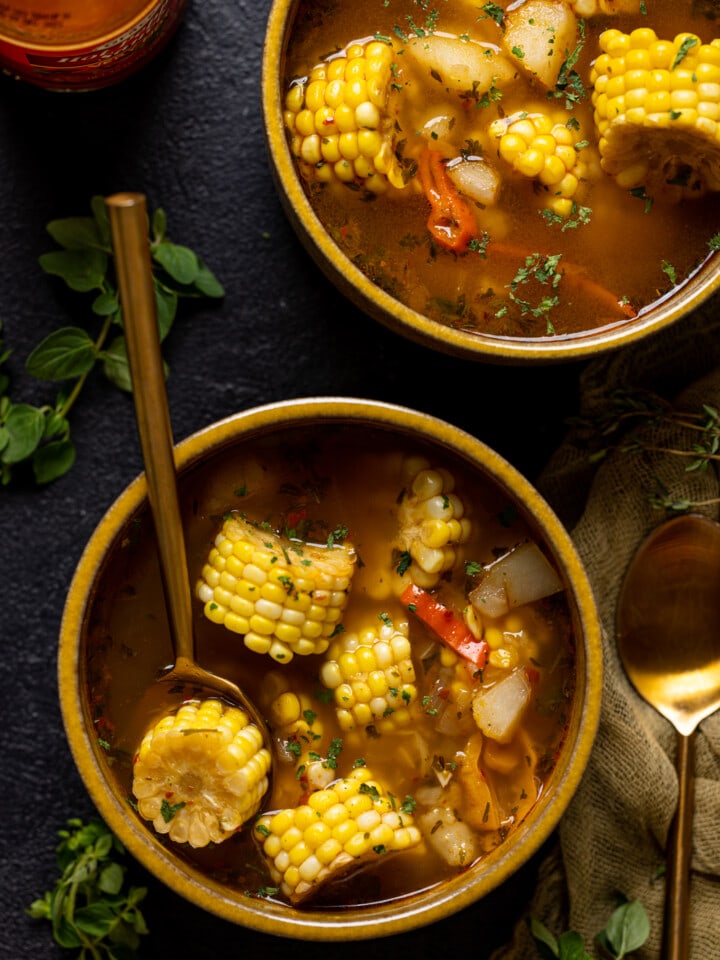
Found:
281,0 -> 720,340
86,424 -> 576,907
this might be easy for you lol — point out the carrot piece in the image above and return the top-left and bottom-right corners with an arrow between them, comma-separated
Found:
402,582 -> 489,669
417,148 -> 477,253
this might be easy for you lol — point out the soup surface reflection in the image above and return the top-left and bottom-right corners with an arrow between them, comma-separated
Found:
281,0 -> 720,340
86,424 -> 576,907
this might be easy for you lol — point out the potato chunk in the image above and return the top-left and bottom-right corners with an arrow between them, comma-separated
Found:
502,0 -> 577,89
406,33 -> 516,96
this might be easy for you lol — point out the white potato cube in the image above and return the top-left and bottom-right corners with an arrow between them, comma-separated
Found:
502,0 -> 578,89
447,158 -> 501,206
472,668 -> 532,743
406,33 -> 516,95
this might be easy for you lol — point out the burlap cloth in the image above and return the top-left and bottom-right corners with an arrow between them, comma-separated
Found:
492,291 -> 720,960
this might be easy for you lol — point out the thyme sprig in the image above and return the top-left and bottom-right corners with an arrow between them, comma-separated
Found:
571,387 -> 720,512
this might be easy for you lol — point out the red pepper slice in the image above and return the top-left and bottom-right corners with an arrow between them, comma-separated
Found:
417,147 -> 477,253
402,582 -> 489,669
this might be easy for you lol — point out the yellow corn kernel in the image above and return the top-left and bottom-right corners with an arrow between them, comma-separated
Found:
283,38 -> 407,193
254,766 -> 422,904
591,29 -> 720,198
132,699 -> 271,849
320,618 -> 417,733
196,515 -> 356,663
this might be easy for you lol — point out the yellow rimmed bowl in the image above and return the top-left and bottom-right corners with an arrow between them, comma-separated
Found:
59,397 -> 602,939
261,0 -> 720,364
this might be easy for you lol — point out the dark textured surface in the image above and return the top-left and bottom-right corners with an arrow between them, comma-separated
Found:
0,2 -> 585,957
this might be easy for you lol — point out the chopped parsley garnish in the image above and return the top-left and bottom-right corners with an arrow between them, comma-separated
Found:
672,36 -> 698,70
480,2 -> 504,27
161,799 -> 185,823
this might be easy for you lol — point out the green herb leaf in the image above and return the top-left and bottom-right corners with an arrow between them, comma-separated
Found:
33,438 -> 75,484
1,403 -> 45,464
39,248 -> 108,293
598,900 -> 650,958
152,241 -> 200,285
25,327 -> 97,381
46,215 -> 104,251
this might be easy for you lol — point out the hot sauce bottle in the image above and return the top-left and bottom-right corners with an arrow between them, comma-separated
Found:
0,0 -> 188,90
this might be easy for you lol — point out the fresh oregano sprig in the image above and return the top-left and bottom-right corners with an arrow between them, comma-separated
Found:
531,897 -> 650,960
27,817 -> 149,959
0,196 -> 224,486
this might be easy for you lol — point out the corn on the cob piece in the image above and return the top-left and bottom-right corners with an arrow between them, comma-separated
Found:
196,515 -> 356,663
591,29 -> 720,198
396,458 -> 471,589
320,618 -> 417,733
489,109 -> 598,218
254,764 -> 422,904
132,699 -> 271,849
284,38 -> 409,193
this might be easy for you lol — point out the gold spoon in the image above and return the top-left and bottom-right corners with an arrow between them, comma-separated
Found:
105,192 -> 271,743
616,514 -> 720,960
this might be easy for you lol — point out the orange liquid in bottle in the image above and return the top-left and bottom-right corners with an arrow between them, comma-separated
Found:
0,0 -> 187,89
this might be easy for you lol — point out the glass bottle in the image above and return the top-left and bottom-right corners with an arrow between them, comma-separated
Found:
0,0 -> 188,90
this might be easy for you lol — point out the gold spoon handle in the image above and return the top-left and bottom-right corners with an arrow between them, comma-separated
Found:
664,730 -> 694,960
105,192 -> 194,665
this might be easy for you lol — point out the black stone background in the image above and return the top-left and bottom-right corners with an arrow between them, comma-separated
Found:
0,2 -> 587,956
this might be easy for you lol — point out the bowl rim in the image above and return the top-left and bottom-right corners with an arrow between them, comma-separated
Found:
59,396 -> 603,939
260,0 -> 720,364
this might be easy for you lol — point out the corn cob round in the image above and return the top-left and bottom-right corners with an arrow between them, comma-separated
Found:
590,28 -> 720,198
132,698 -> 271,849
396,459 -> 471,589
284,38 -> 409,193
196,515 -> 356,663
320,618 -> 417,733
254,764 -> 422,904
489,109 -> 598,218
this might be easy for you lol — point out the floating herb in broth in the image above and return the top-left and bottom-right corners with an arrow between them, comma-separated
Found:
282,0 -> 720,339
87,424 -> 576,907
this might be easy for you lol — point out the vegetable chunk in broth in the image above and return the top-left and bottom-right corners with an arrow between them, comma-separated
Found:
87,425 -> 576,907
281,0 -> 720,340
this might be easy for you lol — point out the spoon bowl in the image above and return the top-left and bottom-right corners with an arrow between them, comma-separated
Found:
617,514 -> 720,736
617,513 -> 720,960
105,192 -> 271,738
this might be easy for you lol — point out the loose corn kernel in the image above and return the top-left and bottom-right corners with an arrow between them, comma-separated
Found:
591,29 -> 720,198
489,110 -> 597,217
132,699 -> 271,849
396,460 -> 471,589
196,515 -> 356,663
320,618 -> 417,733
254,766 -> 422,904
284,38 -> 409,191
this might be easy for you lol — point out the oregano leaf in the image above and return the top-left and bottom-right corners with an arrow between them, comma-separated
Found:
194,261 -> 225,298
46,216 -> 102,251
92,290 -> 120,317
39,248 -> 108,293
1,403 -> 45,463
152,241 -> 199,285
25,327 -> 96,380
33,439 -> 76,484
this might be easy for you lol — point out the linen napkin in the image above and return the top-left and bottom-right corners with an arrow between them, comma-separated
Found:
492,290 -> 720,960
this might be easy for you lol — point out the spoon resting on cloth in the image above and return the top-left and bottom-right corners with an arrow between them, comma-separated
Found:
616,514 -> 720,960
105,192 -> 271,742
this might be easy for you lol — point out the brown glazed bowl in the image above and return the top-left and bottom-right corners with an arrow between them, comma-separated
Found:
260,0 -> 720,364
59,397 -> 602,939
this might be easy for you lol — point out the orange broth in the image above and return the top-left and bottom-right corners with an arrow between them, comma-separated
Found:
282,0 -> 720,340
86,424 -> 575,907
